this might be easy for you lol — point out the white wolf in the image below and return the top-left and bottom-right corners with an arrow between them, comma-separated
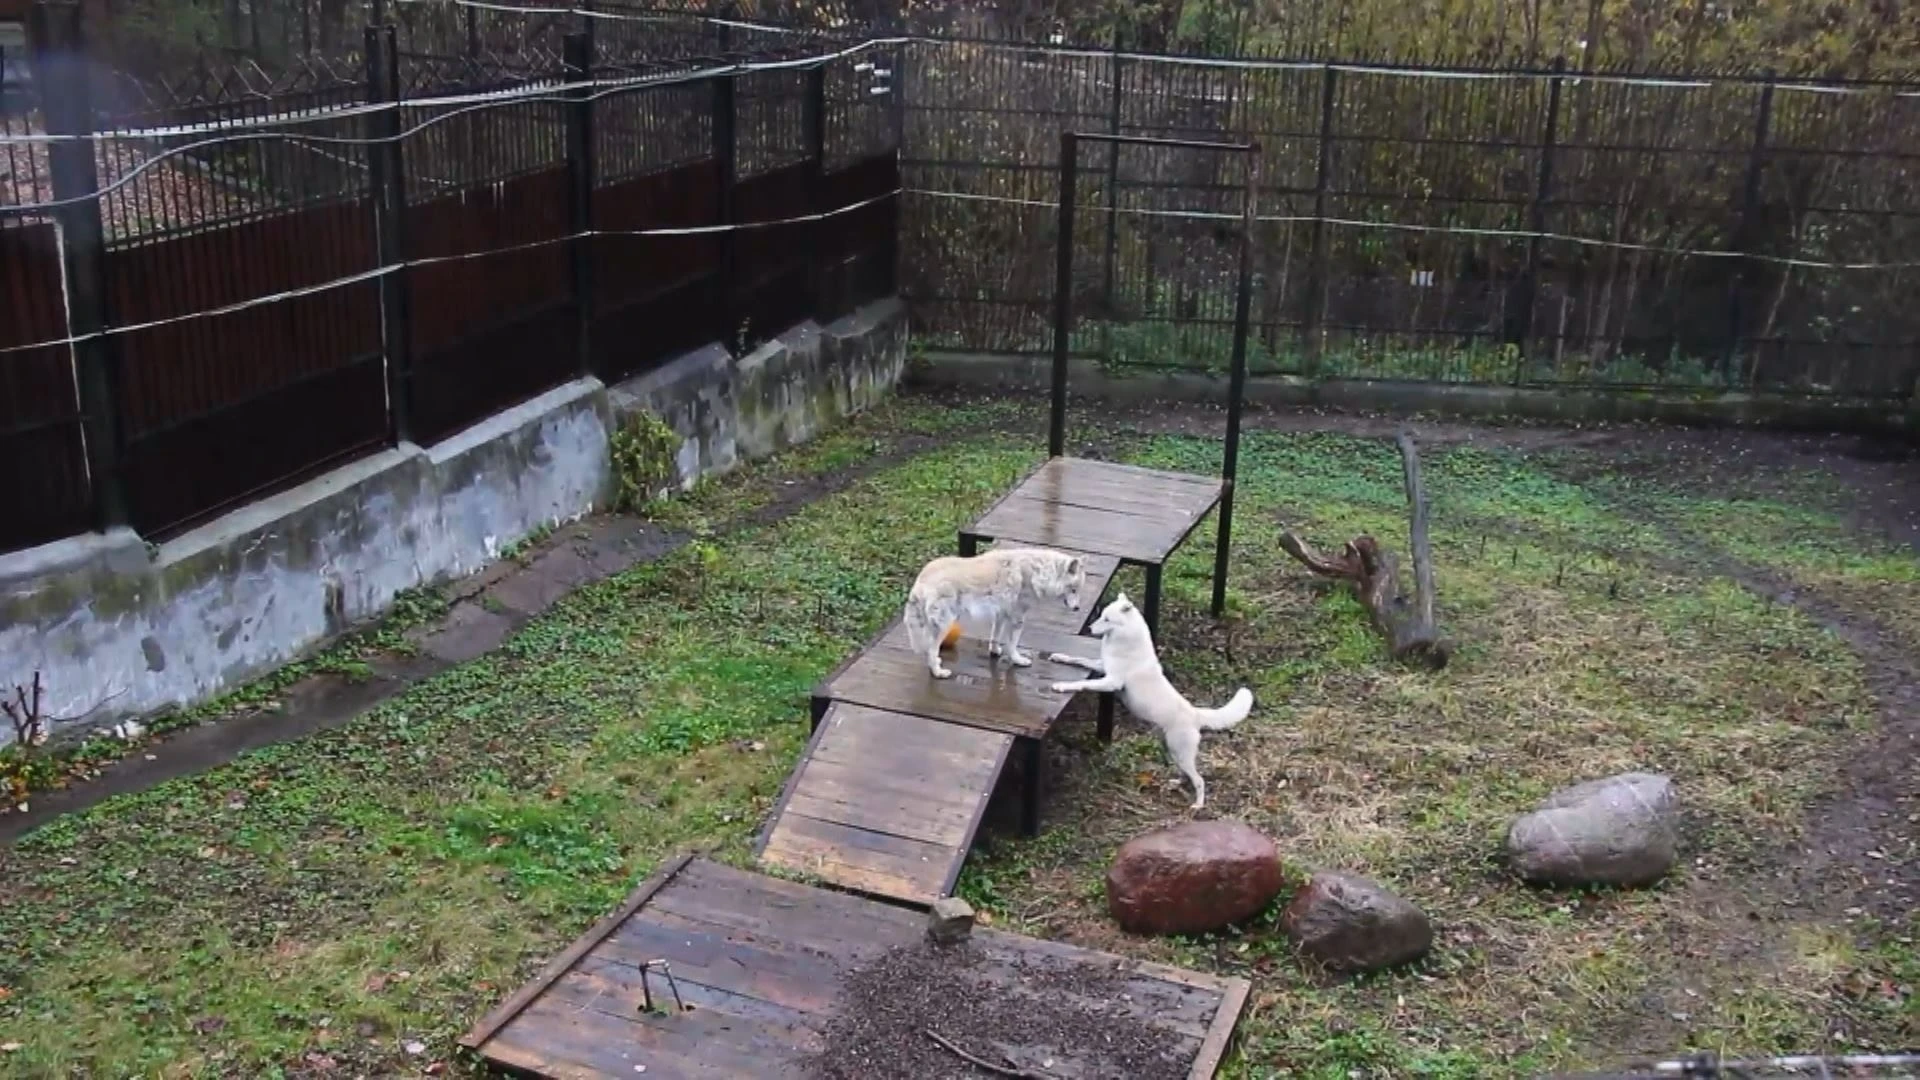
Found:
1048,594 -> 1253,809
903,548 -> 1087,679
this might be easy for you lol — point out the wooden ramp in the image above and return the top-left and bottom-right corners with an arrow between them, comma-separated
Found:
751,462 -> 1223,908
757,702 -> 1011,905
463,855 -> 1251,1080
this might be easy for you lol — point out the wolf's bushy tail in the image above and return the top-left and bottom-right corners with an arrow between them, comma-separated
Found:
1193,687 -> 1253,731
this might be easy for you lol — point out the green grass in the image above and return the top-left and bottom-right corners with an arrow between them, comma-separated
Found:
1,397 -> 1915,1077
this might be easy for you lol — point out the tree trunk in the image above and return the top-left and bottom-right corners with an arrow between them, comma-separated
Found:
1278,433 -> 1449,668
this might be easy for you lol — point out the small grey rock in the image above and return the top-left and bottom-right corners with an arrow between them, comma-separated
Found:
927,896 -> 976,946
1507,772 -> 1678,887
1281,871 -> 1432,973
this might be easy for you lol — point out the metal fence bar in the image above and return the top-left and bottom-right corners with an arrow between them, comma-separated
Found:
29,2 -> 128,531
1509,55 -> 1563,362
564,30 -> 595,376
1302,63 -> 1336,376
366,24 -> 412,444
1725,75 -> 1776,379
1049,130 -> 1078,458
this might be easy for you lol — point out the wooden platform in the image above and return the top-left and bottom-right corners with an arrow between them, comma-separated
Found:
964,457 -> 1223,633
463,855 -> 1251,1080
968,457 -> 1223,565
812,617 -> 1097,739
756,702 -> 1010,905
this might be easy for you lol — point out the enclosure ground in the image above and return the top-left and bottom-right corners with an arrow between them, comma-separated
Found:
1,391 -> 1916,1078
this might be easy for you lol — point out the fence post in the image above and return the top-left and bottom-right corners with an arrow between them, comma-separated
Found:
712,72 -> 738,352
1508,56 -> 1564,371
563,31 -> 595,377
29,2 -> 127,531
1049,132 -> 1079,460
1725,75 -> 1775,383
365,26 -> 413,445
1098,28 -> 1124,361
804,64 -> 828,320
1302,63 -> 1337,377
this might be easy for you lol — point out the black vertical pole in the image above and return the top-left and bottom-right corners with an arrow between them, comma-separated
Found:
804,64 -> 827,319
713,72 -> 738,352
1049,132 -> 1079,460
1509,56 -> 1563,371
465,4 -> 478,57
1303,64 -> 1336,377
563,32 -> 595,377
712,12 -> 737,351
1212,150 -> 1258,618
366,26 -> 412,444
30,2 -> 127,531
1726,76 -> 1775,383
1098,29 -> 1124,360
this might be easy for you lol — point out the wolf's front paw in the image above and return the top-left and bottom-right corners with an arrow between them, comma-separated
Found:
930,665 -> 955,680
986,641 -> 1003,657
1046,652 -> 1073,665
1009,651 -> 1033,668
1048,682 -> 1073,694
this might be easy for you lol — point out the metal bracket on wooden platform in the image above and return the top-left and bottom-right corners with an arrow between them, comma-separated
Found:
638,959 -> 685,1015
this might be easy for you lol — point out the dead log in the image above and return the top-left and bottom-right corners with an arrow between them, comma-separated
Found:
1279,432 -> 1450,669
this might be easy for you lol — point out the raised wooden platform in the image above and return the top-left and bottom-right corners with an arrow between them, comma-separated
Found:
812,617 -> 1095,739
963,456 -> 1224,633
757,702 -> 1010,905
463,855 -> 1251,1080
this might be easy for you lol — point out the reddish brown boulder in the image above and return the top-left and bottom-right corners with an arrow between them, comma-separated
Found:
1280,871 -> 1432,972
1106,820 -> 1285,935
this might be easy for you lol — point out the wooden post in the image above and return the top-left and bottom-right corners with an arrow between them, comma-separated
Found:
563,31 -> 595,377
1725,76 -> 1775,383
1303,64 -> 1336,377
365,26 -> 413,445
29,2 -> 128,530
1049,132 -> 1080,460
1509,56 -> 1564,373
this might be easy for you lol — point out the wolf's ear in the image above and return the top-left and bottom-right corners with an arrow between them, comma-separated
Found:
1066,557 -> 1081,575
1114,592 -> 1130,607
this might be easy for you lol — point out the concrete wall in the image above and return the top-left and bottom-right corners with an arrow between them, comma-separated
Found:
916,352 -> 1918,437
0,299 -> 907,742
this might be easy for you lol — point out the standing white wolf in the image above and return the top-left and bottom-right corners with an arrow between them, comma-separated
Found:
903,548 -> 1086,679
1047,594 -> 1253,809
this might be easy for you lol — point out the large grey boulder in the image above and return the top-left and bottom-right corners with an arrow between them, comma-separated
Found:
1507,772 -> 1679,887
1281,871 -> 1433,972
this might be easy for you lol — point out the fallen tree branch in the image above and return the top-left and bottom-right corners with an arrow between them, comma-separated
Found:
924,1029 -> 1057,1079
1278,432 -> 1451,669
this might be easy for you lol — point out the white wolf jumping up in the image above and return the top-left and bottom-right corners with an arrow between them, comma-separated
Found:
1048,594 -> 1253,809
903,548 -> 1086,679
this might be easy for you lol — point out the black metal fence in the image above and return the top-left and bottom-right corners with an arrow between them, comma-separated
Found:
898,38 -> 1920,399
0,3 -> 899,556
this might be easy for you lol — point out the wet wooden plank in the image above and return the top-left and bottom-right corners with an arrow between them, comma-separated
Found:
817,622 -> 1093,739
756,703 -> 1010,904
1188,974 -> 1254,1080
760,813 -> 954,902
969,456 -> 1223,565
